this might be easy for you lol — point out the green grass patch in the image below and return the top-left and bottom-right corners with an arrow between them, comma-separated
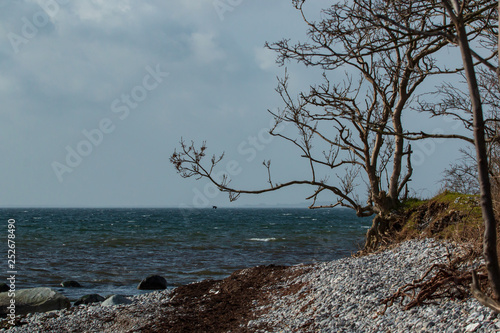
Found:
393,190 -> 483,245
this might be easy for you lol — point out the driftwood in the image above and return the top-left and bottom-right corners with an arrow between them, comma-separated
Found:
471,270 -> 500,313
379,248 -> 485,315
380,252 -> 500,315
379,263 -> 471,315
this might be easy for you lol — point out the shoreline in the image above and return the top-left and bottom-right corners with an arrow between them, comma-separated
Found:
2,207 -> 370,303
2,239 -> 499,332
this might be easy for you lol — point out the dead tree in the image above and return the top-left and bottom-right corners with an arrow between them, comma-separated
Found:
436,69 -> 500,195
415,12 -> 500,194
444,0 -> 500,307
171,0 -> 454,250
441,147 -> 481,194
377,0 -> 500,310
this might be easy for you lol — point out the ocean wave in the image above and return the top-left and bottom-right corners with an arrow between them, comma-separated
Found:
248,238 -> 277,242
4,207 -> 371,299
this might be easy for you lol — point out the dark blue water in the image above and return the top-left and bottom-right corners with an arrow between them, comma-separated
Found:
0,208 -> 372,301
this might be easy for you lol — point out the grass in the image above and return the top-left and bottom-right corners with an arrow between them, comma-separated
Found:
398,197 -> 425,210
393,191 -> 483,248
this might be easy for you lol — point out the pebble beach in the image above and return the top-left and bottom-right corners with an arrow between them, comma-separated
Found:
3,239 -> 499,332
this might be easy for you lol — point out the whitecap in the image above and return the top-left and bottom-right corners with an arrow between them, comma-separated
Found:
248,237 -> 277,242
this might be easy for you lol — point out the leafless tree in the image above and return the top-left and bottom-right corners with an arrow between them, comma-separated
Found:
377,0 -> 500,310
438,68 -> 500,195
428,0 -> 500,306
171,0 -> 456,250
442,148 -> 481,194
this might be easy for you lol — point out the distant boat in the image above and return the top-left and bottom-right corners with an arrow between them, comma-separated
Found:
212,206 -> 217,209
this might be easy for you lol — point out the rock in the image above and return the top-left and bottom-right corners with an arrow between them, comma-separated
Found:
137,275 -> 167,290
465,323 -> 480,332
0,283 -> 9,293
425,321 -> 435,329
61,280 -> 82,288
0,287 -> 70,315
101,295 -> 132,306
74,294 -> 105,306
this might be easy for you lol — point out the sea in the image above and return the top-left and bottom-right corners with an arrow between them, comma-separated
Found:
0,208 -> 372,302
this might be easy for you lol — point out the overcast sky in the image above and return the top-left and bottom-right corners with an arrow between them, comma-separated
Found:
0,0 -> 467,208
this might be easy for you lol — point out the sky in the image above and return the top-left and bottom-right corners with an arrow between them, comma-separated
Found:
0,0 -> 469,208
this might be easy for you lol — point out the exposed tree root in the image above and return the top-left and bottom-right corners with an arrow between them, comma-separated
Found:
471,270 -> 500,313
379,249 -> 487,315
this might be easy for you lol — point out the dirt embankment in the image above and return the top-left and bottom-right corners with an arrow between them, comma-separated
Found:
383,192 -> 483,249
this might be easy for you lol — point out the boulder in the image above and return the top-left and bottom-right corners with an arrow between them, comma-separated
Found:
61,280 -> 82,288
0,287 -> 70,315
137,275 -> 167,290
101,295 -> 132,307
74,294 -> 105,306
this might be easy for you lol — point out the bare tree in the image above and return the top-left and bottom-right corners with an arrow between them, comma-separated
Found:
424,0 -> 500,305
442,148 -> 481,194
171,0 -> 454,250
445,1 -> 500,308
377,0 -> 500,309
437,68 -> 500,195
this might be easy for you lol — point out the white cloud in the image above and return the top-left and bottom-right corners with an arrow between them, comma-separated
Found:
176,0 -> 214,12
189,32 -> 226,64
254,47 -> 276,71
72,0 -> 132,23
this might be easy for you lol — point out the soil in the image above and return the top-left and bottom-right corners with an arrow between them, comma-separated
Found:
136,264 -> 311,333
388,199 -> 476,246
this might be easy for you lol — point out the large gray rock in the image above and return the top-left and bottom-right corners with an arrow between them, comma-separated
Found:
101,295 -> 132,306
137,275 -> 167,290
74,294 -> 105,306
61,280 -> 82,288
0,287 -> 70,315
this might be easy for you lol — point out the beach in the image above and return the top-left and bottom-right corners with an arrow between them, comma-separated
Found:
3,238 -> 498,332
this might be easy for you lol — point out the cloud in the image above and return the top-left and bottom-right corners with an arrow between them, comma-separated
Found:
254,47 -> 276,71
189,32 -> 226,64
0,0 -> 455,207
69,0 -> 132,23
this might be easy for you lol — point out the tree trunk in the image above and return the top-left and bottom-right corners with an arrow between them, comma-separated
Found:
364,191 -> 396,250
365,213 -> 392,250
498,0 -> 500,83
456,14 -> 500,300
389,112 -> 404,206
